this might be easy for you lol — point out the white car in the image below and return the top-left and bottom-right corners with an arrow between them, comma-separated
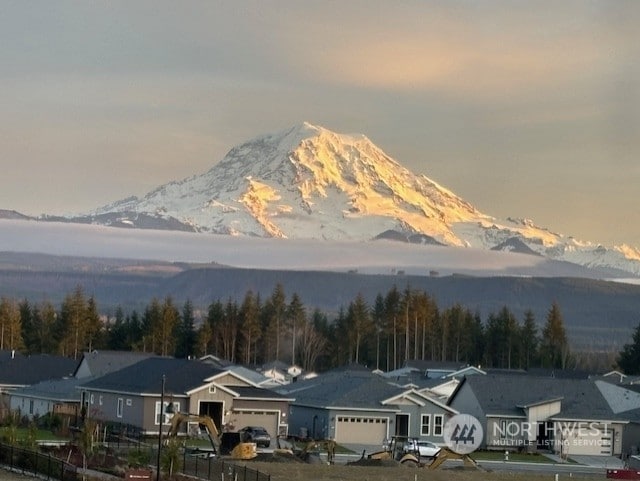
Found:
403,439 -> 441,458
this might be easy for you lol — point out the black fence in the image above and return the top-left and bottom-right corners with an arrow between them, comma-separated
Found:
180,451 -> 270,481
0,442 -> 78,481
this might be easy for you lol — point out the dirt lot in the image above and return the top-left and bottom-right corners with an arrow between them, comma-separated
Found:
242,461 -> 601,481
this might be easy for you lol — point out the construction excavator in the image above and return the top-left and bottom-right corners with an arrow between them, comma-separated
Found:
362,436 -> 480,469
166,412 -> 257,460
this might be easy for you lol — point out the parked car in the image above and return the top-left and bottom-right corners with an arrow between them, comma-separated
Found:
403,439 -> 441,458
238,426 -> 271,448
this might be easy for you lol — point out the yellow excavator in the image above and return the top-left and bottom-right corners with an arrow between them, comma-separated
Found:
166,412 -> 257,460
362,436 -> 480,469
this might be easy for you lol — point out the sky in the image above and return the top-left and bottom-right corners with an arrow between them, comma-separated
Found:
1,1 -> 639,247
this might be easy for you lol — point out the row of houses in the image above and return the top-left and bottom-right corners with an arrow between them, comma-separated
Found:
1,350 -> 639,459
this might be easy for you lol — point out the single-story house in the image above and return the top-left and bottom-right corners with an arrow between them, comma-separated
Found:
0,351 -> 77,417
9,377 -> 84,419
78,357 -> 293,440
448,374 -> 636,457
278,366 -> 457,446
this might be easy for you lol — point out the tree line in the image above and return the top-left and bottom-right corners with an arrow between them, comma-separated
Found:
1,283 -> 635,373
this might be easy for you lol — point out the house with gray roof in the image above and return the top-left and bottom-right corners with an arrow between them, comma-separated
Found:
78,357 -> 293,441
277,367 -> 457,446
73,350 -> 154,379
448,374 -> 637,457
0,351 -> 77,417
10,377 -> 84,420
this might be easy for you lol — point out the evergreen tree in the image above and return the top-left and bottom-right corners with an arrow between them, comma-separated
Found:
58,286 -> 90,359
346,293 -> 373,364
286,293 -> 306,366
541,302 -> 569,369
0,297 -> 24,351
19,299 -> 34,353
238,291 -> 261,364
175,300 -> 196,358
141,298 -> 162,353
618,322 -> 640,375
107,307 -> 128,351
520,309 -> 539,369
31,301 -> 59,354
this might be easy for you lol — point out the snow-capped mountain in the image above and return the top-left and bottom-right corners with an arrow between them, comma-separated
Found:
64,122 -> 640,276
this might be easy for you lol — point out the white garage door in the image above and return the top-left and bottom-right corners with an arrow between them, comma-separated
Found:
563,425 -> 612,456
335,416 -> 388,444
234,411 -> 279,439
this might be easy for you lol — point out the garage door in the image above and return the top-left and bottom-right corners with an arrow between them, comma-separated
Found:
234,411 -> 279,439
335,416 -> 389,444
563,425 -> 612,456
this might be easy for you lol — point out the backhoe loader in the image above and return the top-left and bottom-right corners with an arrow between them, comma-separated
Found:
166,412 -> 257,460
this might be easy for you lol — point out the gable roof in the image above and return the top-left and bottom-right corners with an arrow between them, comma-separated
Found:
451,374 -> 619,420
79,357 -> 223,396
10,377 -> 83,403
277,368 -> 402,411
73,350 -> 154,379
225,385 -> 294,401
0,354 -> 77,388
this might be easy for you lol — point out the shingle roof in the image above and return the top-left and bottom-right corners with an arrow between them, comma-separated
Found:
455,374 -> 619,420
226,385 -> 292,401
74,350 -> 154,378
0,354 -> 77,386
11,377 -> 83,402
277,368 -> 403,410
79,357 -> 222,395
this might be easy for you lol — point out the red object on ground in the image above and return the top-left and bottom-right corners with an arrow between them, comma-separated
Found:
607,469 -> 640,480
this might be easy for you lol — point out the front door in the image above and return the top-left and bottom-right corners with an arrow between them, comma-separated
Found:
395,414 -> 409,436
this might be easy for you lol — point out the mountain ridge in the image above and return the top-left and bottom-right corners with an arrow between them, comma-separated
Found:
3,122 -> 640,276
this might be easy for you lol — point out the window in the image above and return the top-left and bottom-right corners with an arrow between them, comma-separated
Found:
434,415 -> 444,436
29,400 -> 34,415
155,401 -> 180,425
208,385 -> 216,394
126,399 -> 132,406
421,414 -> 431,436
90,394 -> 94,405
117,398 -> 124,418
99,395 -> 103,406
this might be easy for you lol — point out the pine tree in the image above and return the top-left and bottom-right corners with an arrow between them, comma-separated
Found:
286,293 -> 306,366
238,291 -> 261,364
541,302 -> 569,369
175,300 -> 196,358
520,309 -> 539,369
0,297 -> 24,351
618,322 -> 640,375
346,293 -> 373,364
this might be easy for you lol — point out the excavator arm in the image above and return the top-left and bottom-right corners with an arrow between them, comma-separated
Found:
167,412 -> 222,455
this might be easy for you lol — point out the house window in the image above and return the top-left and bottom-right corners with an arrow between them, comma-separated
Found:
99,395 -> 103,406
126,399 -> 132,406
421,414 -> 431,436
209,385 -> 216,394
29,400 -> 34,415
434,415 -> 444,436
90,394 -> 94,405
155,401 -> 180,425
117,398 -> 124,418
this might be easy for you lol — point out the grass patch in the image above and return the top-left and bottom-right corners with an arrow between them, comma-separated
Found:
0,427 -> 67,442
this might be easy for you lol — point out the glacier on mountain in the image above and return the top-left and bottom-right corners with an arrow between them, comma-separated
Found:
60,122 -> 640,277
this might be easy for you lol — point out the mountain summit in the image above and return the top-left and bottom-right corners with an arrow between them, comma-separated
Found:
71,123 -> 640,275
92,122 -> 487,243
